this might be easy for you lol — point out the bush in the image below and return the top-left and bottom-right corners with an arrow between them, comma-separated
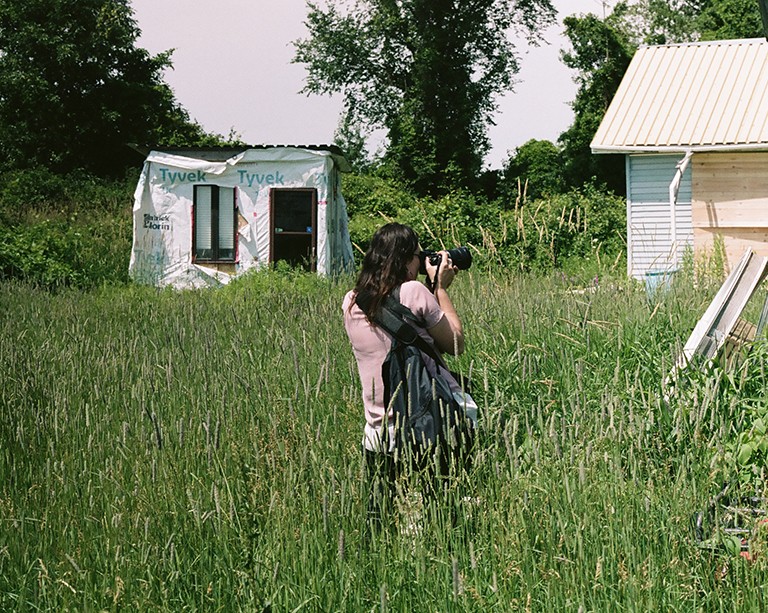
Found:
0,169 -> 134,288
341,173 -> 417,218
0,221 -> 85,286
0,215 -> 132,288
345,177 -> 626,275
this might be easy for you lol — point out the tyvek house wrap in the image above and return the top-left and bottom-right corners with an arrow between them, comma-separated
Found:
129,147 -> 354,289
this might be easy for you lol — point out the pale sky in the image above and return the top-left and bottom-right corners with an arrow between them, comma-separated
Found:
132,0 -> 606,170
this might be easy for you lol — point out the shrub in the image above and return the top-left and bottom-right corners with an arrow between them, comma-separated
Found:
343,178 -> 626,275
341,173 -> 417,218
0,169 -> 134,288
0,215 -> 132,288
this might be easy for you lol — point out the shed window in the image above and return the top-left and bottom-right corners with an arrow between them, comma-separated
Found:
193,185 -> 236,262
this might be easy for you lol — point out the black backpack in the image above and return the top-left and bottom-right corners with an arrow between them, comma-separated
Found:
358,288 -> 475,470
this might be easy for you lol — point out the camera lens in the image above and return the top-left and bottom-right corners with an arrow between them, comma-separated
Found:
446,246 -> 472,270
418,247 -> 472,274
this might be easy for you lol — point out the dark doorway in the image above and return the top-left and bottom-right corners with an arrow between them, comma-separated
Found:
270,188 -> 317,271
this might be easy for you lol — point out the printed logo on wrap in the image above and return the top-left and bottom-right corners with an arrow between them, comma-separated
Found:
144,214 -> 172,231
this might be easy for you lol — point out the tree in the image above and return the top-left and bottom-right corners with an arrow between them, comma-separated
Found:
606,0 -> 702,45
0,0 -> 212,176
501,139 -> 565,203
599,0 -> 763,44
559,11 -> 634,194
696,0 -> 764,39
294,0 -> 556,196
333,114 -> 372,174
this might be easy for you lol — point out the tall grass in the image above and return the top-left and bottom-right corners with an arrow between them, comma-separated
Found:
1,268 -> 766,610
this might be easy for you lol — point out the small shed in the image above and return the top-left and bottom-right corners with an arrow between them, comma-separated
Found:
129,145 -> 355,288
591,38 -> 768,279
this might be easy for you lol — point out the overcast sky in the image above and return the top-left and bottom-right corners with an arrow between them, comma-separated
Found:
132,0 -> 606,170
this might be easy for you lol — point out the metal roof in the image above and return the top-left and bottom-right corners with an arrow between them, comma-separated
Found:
591,38 -> 768,154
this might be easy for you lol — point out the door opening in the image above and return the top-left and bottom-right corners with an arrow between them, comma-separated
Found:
270,188 -> 317,271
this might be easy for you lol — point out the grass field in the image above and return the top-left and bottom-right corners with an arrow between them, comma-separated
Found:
2,267 -> 768,610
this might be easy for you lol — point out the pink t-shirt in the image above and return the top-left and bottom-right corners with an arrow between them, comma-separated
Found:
342,280 -> 459,450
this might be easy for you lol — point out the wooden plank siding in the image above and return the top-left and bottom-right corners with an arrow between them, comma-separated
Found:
692,151 -> 768,270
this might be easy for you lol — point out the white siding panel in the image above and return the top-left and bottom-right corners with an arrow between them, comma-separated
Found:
628,155 -> 693,278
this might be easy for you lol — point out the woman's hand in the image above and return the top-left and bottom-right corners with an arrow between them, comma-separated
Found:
425,250 -> 464,355
426,250 -> 458,290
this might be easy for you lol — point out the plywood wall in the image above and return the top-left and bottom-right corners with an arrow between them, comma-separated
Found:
692,151 -> 768,270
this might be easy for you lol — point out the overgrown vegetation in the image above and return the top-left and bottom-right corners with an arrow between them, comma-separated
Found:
0,169 -> 135,288
344,173 -> 626,276
3,265 -> 768,610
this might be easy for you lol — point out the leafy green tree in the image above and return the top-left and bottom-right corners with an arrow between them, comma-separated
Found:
0,0 -> 211,175
294,0 -> 556,196
696,0 -> 764,39
608,0 -> 763,43
559,11 -> 633,194
333,114 -> 372,174
607,0 -> 702,44
501,139 -> 565,203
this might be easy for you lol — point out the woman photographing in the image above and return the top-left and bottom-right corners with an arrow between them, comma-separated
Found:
342,222 -> 472,530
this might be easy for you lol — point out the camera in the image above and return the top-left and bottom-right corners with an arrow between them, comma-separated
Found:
418,246 -> 472,275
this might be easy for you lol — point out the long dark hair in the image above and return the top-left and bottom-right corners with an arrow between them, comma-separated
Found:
352,223 -> 419,321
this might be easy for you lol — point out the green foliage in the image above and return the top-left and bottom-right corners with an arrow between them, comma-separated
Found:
500,139 -> 566,202
295,0 -> 556,195
0,0 -> 217,176
0,215 -> 131,288
0,168 -> 78,224
697,0 -> 765,40
397,190 -> 487,251
231,261 -> 341,299
0,168 -> 134,222
480,187 -> 626,272
660,255 -> 768,499
559,12 -> 634,195
0,169 -> 133,288
344,172 -> 626,274
701,342 -> 768,494
341,172 -> 417,219
606,0 -> 765,45
333,113 -> 372,173
609,0 -> 703,45
342,172 -> 419,253
0,221 -> 86,287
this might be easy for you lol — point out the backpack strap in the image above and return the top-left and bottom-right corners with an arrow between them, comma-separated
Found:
356,286 -> 447,368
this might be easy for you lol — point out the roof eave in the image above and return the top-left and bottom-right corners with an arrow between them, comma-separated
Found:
591,142 -> 768,155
